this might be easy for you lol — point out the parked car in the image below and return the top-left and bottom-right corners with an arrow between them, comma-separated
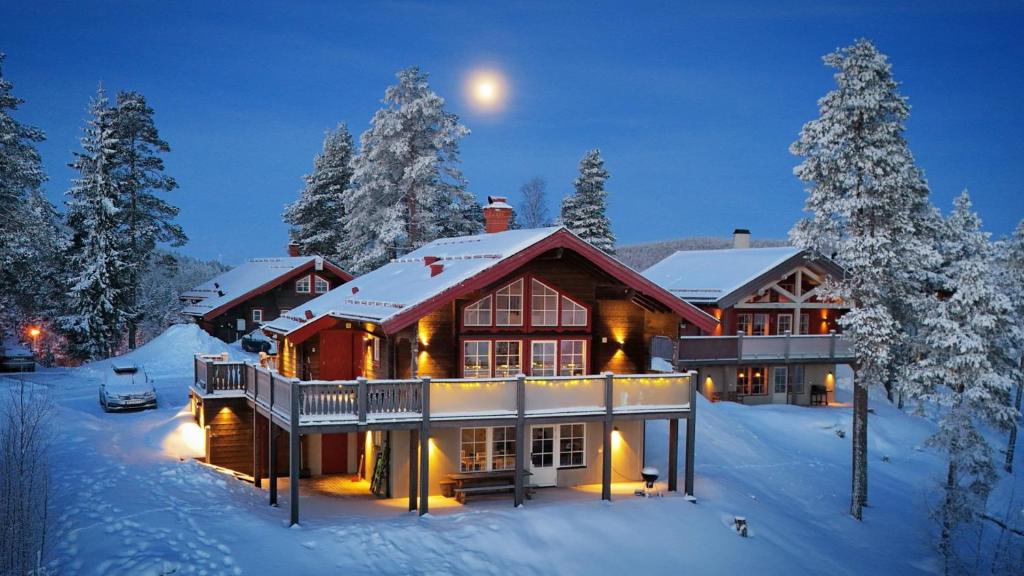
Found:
240,328 -> 276,354
99,363 -> 157,412
0,338 -> 35,372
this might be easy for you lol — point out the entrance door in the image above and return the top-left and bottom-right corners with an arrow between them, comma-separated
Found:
530,425 -> 557,487
320,330 -> 360,380
771,366 -> 789,404
321,433 -> 349,474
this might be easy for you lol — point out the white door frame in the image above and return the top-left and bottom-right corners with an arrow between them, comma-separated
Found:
529,425 -> 557,487
772,366 -> 789,404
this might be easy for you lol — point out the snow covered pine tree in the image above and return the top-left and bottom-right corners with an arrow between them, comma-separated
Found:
283,123 -> 355,262
341,67 -> 481,274
995,220 -> 1024,473
62,87 -> 131,360
790,39 -> 939,520
561,149 -> 615,254
903,193 -> 1017,571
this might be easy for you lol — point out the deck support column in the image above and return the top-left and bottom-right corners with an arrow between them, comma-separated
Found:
418,377 -> 431,516
251,365 -> 261,489
514,374 -> 526,507
668,418 -> 679,492
685,370 -> 697,496
268,418 -> 278,506
602,372 -> 613,502
409,429 -> 419,511
289,380 -> 301,526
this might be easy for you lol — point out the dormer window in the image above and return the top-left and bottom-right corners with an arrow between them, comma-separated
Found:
295,276 -> 311,293
314,275 -> 330,294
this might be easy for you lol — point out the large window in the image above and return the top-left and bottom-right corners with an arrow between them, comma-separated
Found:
495,280 -> 524,326
737,366 -> 767,395
463,341 -> 491,378
752,313 -> 768,336
559,340 -> 586,376
736,313 -> 751,335
460,428 -> 488,472
463,295 -> 492,327
560,296 -> 587,326
531,279 -> 559,326
799,313 -> 810,335
494,340 -> 522,377
314,275 -> 330,294
793,365 -> 806,394
295,276 -> 311,293
558,423 -> 585,467
492,426 -> 516,471
461,427 -> 516,472
776,314 -> 793,335
531,341 -> 557,376
773,366 -> 788,394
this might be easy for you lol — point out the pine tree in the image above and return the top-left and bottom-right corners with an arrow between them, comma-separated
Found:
789,39 -> 939,519
903,193 -> 1017,571
62,87 -> 129,360
995,220 -> 1024,472
518,176 -> 550,228
283,123 -> 355,261
561,149 -> 615,254
110,90 -> 184,349
341,67 -> 480,274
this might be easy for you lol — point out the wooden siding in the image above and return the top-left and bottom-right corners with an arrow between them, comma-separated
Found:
417,304 -> 456,378
203,397 -> 254,475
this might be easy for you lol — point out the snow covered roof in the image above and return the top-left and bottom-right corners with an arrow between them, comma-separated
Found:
642,247 -> 803,304
263,227 -> 719,337
181,256 -> 351,320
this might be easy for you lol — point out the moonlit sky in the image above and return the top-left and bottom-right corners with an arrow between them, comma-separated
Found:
1,1 -> 1021,264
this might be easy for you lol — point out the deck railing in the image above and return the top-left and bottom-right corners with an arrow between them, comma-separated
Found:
193,353 -> 246,394
678,332 -> 854,365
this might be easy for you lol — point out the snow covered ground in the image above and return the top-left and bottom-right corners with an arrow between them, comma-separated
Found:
2,325 -> 1020,575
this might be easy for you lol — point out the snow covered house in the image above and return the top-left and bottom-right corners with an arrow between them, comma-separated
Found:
189,198 -> 715,524
180,246 -> 352,344
643,230 -> 854,406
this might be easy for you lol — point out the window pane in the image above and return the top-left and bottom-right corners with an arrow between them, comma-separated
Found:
776,314 -> 793,335
559,340 -> 586,376
314,276 -> 329,293
752,314 -> 767,336
460,427 -> 488,472
495,341 -> 521,377
531,341 -> 556,376
463,295 -> 492,327
736,314 -> 751,335
296,276 -> 311,293
531,279 -> 558,326
558,423 -> 585,467
492,426 -> 516,471
495,280 -> 524,326
463,341 -> 491,378
751,368 -> 765,394
773,367 -> 788,394
560,296 -> 587,326
793,365 -> 805,394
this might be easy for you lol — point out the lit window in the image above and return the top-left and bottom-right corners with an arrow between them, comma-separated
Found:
460,428 -> 488,472
295,276 -> 311,293
463,340 -> 491,378
773,367 -> 788,394
463,295 -> 492,327
372,337 -> 380,364
251,309 -> 263,323
752,314 -> 767,336
560,296 -> 587,326
736,313 -> 751,335
737,367 -> 767,395
314,275 -> 329,294
491,426 -> 516,471
776,314 -> 793,335
530,340 -> 556,376
558,423 -> 585,467
494,340 -> 522,377
495,280 -> 524,326
559,340 -> 586,376
531,279 -> 558,326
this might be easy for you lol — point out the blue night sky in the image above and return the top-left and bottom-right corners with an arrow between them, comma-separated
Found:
1,1 -> 1021,264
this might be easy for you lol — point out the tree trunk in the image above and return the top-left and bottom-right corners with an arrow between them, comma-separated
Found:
1006,359 -> 1023,473
940,459 -> 957,576
850,378 -> 869,519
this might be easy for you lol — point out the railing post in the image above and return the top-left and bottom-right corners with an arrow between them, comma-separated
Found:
252,366 -> 261,488
289,379 -> 301,526
784,330 -> 791,362
268,373 -> 278,507
514,374 -> 526,507
685,370 -> 697,497
829,330 -> 836,359
736,331 -> 744,361
418,377 -> 431,516
602,372 -> 613,502
205,360 -> 214,394
357,377 -> 368,424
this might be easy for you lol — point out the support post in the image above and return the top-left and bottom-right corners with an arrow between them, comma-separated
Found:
409,429 -> 419,511
289,380 -> 301,526
668,418 -> 679,492
685,370 -> 697,496
736,331 -> 744,361
252,368 -> 261,489
829,330 -> 837,359
784,330 -> 791,362
268,419 -> 278,506
602,372 -> 613,502
357,377 -> 368,424
418,377 -> 431,516
514,374 -> 526,507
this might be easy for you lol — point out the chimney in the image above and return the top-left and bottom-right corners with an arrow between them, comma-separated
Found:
732,228 -> 751,249
287,242 -> 300,257
482,195 -> 513,233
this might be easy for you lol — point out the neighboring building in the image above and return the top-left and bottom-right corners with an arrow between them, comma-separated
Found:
190,197 -> 716,524
181,246 -> 352,343
643,229 -> 854,406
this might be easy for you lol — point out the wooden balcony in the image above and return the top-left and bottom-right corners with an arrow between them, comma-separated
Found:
677,332 -> 855,366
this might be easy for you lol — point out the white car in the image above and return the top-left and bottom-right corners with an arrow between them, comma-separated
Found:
100,363 -> 157,412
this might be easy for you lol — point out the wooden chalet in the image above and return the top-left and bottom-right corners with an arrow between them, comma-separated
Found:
189,198 -> 716,525
643,229 -> 853,406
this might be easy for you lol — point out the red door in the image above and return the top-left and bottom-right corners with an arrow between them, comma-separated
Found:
320,330 -> 362,380
322,433 -> 349,474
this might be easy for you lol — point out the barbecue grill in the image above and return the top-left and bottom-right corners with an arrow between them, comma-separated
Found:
635,466 -> 660,497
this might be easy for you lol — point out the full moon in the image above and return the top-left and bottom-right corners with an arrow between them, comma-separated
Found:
465,70 -> 507,111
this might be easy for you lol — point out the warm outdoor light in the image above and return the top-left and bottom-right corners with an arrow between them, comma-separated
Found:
28,326 -> 41,338
611,427 -> 622,451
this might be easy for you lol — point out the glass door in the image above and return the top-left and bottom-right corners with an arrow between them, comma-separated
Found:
529,425 -> 557,486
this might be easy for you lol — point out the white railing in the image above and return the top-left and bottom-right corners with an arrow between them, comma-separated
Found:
524,375 -> 605,415
613,374 -> 691,411
678,332 -> 854,364
431,377 -> 516,419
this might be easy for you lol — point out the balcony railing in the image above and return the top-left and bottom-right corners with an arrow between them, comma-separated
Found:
193,354 -> 693,429
677,332 -> 854,365
193,353 -> 247,395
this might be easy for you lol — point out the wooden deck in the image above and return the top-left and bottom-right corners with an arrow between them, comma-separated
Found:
677,332 -> 855,366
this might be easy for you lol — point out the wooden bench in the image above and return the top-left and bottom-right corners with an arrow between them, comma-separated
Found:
453,484 -> 515,504
445,470 -> 535,504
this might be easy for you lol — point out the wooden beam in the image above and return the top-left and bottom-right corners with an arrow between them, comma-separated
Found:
268,418 -> 278,507
514,374 -> 526,507
602,372 -> 613,502
409,429 -> 419,511
668,418 -> 679,492
685,371 -> 697,496
252,366 -> 261,489
418,377 -> 431,516
289,383 -> 301,526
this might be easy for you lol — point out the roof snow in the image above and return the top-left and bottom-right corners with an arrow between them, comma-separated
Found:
642,246 -> 800,304
181,256 -> 325,317
263,227 -> 562,334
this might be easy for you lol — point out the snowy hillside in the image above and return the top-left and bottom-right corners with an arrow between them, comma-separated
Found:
1,327 -> 1020,575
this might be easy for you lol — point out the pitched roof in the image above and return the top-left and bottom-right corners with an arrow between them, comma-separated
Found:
642,246 -> 804,304
181,256 -> 351,321
263,227 -> 718,337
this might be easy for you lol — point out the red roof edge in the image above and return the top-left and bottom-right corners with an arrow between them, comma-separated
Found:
201,258 -> 351,321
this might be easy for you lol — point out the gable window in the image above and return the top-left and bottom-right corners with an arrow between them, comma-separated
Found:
531,279 -> 559,326
251,309 -> 263,323
495,280 -> 524,326
531,341 -> 557,376
752,313 -> 768,336
773,366 -> 788,394
560,296 -> 587,327
314,275 -> 330,294
736,313 -> 751,335
463,340 -> 491,378
463,295 -> 492,327
559,340 -> 586,376
295,276 -> 311,293
495,340 -> 522,377
776,314 -> 793,335
558,423 -> 585,467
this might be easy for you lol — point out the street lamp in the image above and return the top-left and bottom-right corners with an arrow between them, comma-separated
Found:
27,326 -> 41,354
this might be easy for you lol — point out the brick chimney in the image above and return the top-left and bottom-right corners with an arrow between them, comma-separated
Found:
732,228 -> 751,249
483,195 -> 513,234
287,242 -> 300,257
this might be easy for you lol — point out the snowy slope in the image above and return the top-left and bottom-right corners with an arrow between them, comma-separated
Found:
2,329 -> 1020,575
